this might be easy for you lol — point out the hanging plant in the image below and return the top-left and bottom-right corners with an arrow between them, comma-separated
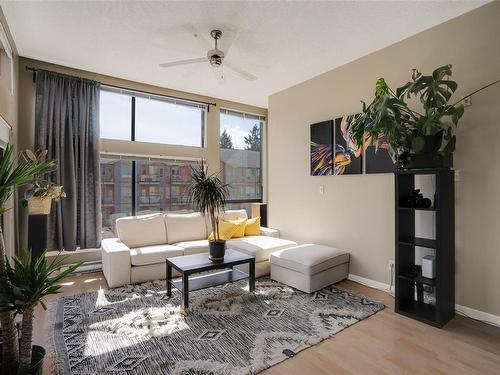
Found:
350,64 -> 467,163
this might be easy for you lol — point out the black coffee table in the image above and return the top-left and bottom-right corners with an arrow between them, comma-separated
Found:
166,249 -> 255,309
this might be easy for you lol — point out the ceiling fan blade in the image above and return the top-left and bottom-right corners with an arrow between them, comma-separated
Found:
224,61 -> 257,81
159,57 -> 206,68
217,28 -> 237,57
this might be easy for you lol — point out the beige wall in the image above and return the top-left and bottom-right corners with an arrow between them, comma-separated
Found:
268,1 -> 500,316
0,7 -> 18,258
17,57 -> 267,258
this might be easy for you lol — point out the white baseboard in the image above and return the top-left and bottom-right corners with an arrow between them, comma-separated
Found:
348,273 -> 394,293
348,273 -> 500,327
455,304 -> 500,327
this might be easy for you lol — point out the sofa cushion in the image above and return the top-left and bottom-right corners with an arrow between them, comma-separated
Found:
222,209 -> 248,221
165,212 -> 207,244
174,239 -> 209,255
116,213 -> 167,248
130,244 -> 184,266
227,236 -> 297,262
270,244 -> 350,276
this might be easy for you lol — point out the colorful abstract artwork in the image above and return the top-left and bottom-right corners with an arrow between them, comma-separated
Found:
364,133 -> 396,173
334,114 -> 362,175
310,120 -> 334,176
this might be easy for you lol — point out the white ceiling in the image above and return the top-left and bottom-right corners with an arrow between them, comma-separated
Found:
1,1 -> 488,108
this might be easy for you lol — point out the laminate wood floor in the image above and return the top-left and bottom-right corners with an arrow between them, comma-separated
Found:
32,272 -> 500,374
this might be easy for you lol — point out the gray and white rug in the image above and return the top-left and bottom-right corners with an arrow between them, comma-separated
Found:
52,278 -> 384,374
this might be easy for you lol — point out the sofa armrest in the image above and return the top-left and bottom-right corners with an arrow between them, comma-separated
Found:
101,238 -> 131,288
260,226 -> 280,238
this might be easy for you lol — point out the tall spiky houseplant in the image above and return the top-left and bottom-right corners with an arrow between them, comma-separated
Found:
0,146 -> 55,373
190,162 -> 229,260
1,250 -> 81,373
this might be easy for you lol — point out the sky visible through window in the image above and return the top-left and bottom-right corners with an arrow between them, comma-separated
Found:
100,90 -> 204,147
220,113 -> 261,149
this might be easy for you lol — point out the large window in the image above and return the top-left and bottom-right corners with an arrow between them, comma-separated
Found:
99,87 -> 205,238
100,155 -> 196,239
220,109 -> 264,214
99,88 -> 206,146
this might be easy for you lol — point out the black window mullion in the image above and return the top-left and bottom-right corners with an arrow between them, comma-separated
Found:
131,97 -> 136,215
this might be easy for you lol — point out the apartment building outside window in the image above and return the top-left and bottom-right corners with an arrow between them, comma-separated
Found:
220,108 -> 265,215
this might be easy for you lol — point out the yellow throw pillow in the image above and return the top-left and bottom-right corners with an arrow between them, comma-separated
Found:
223,218 -> 247,238
245,217 -> 261,236
208,220 -> 238,241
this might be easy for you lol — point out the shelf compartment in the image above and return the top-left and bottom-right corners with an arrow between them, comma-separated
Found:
398,206 -> 436,212
398,269 -> 436,286
396,300 -> 440,327
399,237 -> 436,249
170,269 -> 248,293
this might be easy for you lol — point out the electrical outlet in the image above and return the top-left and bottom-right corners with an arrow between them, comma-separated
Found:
319,185 -> 325,195
388,260 -> 395,270
463,96 -> 472,107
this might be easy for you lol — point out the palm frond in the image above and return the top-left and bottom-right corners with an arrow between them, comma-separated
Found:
189,162 -> 229,241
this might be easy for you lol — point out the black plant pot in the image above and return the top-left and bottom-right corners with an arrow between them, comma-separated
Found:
209,240 -> 226,261
398,152 -> 453,170
0,344 -> 45,375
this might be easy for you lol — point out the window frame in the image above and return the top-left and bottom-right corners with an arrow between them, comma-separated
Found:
219,107 -> 266,205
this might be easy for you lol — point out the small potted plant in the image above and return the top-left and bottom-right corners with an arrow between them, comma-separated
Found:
190,162 -> 229,261
24,180 -> 66,215
350,64 -> 466,169
23,150 -> 65,215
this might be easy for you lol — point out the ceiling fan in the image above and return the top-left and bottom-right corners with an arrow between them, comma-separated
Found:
159,29 -> 257,81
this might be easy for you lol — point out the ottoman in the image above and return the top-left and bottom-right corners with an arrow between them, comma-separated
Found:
270,244 -> 350,293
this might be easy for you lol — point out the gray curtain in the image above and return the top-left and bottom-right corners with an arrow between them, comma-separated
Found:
35,70 -> 101,251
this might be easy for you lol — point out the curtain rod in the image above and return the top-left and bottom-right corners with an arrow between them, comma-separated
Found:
25,66 -> 217,110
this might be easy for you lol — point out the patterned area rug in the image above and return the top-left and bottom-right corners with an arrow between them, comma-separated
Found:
52,278 -> 384,374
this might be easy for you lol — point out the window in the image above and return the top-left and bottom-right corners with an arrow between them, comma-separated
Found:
135,97 -> 204,147
100,157 -> 133,239
99,90 -> 132,140
99,87 -> 206,147
100,155 -> 196,239
220,109 -> 264,215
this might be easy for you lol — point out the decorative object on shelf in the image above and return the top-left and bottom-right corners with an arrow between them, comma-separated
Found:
400,189 -> 432,208
351,64 -> 469,169
334,114 -> 362,175
422,255 -> 436,279
310,120 -> 334,176
190,162 -> 229,261
0,145 -> 57,374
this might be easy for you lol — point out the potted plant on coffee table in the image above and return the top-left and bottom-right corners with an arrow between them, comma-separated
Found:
190,162 -> 229,261
350,64 -> 466,169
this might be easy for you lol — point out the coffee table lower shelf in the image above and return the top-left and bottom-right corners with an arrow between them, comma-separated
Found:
170,268 -> 249,293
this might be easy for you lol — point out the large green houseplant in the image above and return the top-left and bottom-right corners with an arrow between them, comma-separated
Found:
0,145 -> 80,374
350,64 -> 466,167
190,162 -> 229,261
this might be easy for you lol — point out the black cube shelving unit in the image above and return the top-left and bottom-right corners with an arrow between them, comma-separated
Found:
395,168 -> 455,327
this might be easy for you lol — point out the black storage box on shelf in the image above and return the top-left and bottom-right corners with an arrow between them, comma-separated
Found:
398,152 -> 453,170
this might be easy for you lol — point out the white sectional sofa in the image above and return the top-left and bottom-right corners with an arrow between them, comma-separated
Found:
101,209 -> 297,288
